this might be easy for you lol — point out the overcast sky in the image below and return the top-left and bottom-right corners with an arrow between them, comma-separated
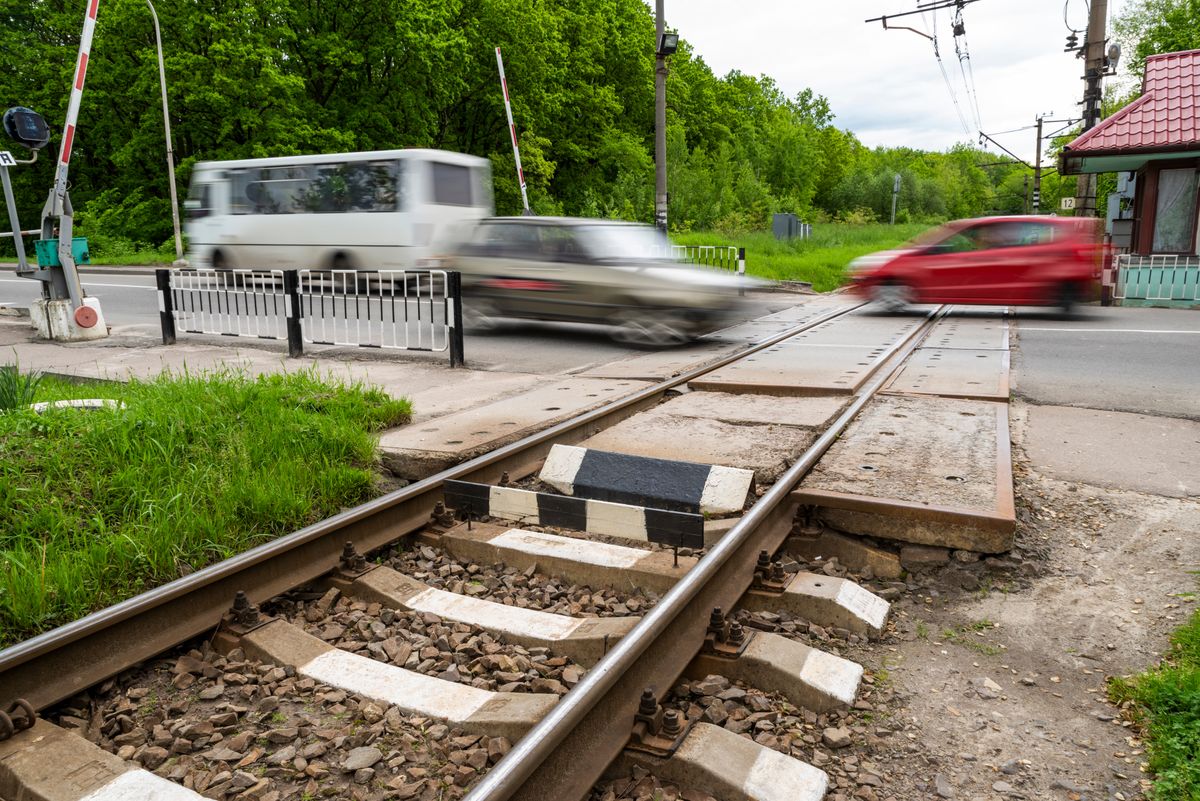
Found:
657,0 -> 1134,163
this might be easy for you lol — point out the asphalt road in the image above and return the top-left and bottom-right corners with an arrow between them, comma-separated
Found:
1011,305 -> 1200,419
0,270 -> 797,375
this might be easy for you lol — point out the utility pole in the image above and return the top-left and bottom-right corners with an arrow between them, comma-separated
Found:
654,0 -> 668,233
1075,0 -> 1109,216
1033,114 -> 1044,214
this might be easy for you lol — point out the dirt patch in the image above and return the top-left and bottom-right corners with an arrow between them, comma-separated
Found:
804,410 -> 1200,800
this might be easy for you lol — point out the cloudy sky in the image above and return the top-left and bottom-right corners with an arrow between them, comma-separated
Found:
658,0 -> 1134,163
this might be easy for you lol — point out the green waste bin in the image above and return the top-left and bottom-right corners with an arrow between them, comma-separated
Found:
34,237 -> 90,268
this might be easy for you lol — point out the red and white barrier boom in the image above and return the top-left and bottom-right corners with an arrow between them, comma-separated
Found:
495,48 -> 531,215
36,0 -> 100,325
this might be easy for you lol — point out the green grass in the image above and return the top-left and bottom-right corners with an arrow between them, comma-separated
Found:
0,368 -> 411,646
675,223 -> 930,292
1109,604 -> 1200,801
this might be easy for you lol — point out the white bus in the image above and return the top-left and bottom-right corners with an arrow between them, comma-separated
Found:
183,149 -> 493,271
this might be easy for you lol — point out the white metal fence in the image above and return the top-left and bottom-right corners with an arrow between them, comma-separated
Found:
160,268 -> 464,364
166,269 -> 289,340
298,269 -> 451,352
1113,254 -> 1200,303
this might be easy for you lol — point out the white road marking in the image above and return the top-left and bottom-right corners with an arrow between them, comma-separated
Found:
0,277 -> 155,290
1018,327 -> 1200,334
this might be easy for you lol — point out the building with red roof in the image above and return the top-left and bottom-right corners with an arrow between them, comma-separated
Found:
1062,48 -> 1200,307
1062,48 -> 1200,256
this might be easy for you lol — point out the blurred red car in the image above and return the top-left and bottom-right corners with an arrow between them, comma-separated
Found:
848,216 -> 1105,311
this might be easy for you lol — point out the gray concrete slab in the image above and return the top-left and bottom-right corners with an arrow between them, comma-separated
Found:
378,377 -> 649,478
797,395 -> 1015,553
1022,404 -> 1200,498
580,403 -> 817,483
689,344 -> 892,396
664,391 -> 849,428
924,315 -> 1010,350
884,347 -> 1010,402
780,313 -> 926,347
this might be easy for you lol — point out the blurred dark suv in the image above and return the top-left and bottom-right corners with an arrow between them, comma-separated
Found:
848,216 -> 1104,311
444,217 -> 760,346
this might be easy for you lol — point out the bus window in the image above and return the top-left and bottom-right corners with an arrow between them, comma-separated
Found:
230,160 -> 401,214
432,162 -> 473,206
185,183 -> 212,220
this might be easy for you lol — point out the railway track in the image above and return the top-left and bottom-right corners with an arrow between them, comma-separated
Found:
0,300 -> 972,801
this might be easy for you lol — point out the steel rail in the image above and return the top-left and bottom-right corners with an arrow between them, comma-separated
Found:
0,302 -> 866,711
464,305 -> 948,801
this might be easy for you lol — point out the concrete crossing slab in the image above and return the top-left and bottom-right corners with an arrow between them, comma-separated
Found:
378,377 -> 649,478
580,404 -> 817,483
796,394 -> 1015,552
689,344 -> 893,396
884,347 -> 1010,402
924,315 -> 1010,350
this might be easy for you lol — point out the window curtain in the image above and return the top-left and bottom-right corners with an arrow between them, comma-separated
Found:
1152,168 -> 1199,253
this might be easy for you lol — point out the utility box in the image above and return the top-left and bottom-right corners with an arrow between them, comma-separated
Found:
34,237 -> 90,268
772,213 -> 799,240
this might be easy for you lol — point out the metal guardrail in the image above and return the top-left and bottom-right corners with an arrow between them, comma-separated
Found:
1113,254 -> 1200,303
157,268 -> 465,366
299,270 -> 451,353
668,244 -> 746,275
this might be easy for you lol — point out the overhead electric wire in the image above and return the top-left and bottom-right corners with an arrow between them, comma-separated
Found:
950,4 -> 984,133
923,6 -> 973,136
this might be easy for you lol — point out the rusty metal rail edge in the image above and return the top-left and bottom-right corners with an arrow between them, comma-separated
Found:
0,302 -> 868,711
463,305 -> 950,801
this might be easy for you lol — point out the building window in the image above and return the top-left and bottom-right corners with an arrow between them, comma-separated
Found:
1151,168 -> 1198,253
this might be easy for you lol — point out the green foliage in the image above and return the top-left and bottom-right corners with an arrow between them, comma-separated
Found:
1109,603 -> 1200,801
0,368 -> 411,645
1115,0 -> 1200,76
0,1 -> 1031,260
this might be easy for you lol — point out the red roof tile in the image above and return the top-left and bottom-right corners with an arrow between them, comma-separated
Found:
1065,49 -> 1200,155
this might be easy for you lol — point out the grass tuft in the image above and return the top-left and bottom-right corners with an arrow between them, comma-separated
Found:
0,367 -> 411,646
0,365 -> 42,412
1109,605 -> 1200,801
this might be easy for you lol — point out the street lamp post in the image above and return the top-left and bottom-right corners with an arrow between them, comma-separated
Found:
146,0 -> 185,265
